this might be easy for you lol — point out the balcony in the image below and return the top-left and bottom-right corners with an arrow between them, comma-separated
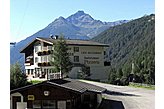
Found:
25,56 -> 34,66
25,61 -> 34,66
37,50 -> 52,56
25,63 -> 31,66
35,45 -> 52,56
38,62 -> 51,67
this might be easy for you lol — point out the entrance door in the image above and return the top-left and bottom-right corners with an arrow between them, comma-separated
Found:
58,101 -> 66,109
12,96 -> 21,109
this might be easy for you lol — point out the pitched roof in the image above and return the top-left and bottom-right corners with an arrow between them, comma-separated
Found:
11,78 -> 106,94
38,37 -> 109,47
61,78 -> 106,93
20,37 -> 109,53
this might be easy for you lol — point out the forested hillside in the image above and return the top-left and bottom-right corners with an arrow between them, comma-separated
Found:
92,14 -> 155,85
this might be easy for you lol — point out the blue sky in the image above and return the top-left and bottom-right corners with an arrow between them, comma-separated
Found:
10,0 -> 155,42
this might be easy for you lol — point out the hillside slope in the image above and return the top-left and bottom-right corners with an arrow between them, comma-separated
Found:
92,14 -> 155,84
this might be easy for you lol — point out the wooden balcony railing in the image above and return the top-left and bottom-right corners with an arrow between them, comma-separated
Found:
37,50 -> 53,56
25,61 -> 34,66
38,62 -> 51,66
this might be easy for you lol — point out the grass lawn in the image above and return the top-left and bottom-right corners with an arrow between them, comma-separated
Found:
30,80 -> 43,84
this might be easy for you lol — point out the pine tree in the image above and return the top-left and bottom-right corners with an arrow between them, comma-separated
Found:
50,36 -> 72,78
10,62 -> 31,90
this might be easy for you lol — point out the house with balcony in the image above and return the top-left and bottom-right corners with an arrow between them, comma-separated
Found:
20,36 -> 110,81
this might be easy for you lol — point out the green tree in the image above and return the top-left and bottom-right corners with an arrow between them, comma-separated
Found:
116,68 -> 123,78
50,36 -> 72,78
122,64 -> 131,77
77,65 -> 91,79
108,68 -> 117,84
10,62 -> 31,90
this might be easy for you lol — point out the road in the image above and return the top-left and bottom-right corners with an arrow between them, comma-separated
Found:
82,80 -> 155,109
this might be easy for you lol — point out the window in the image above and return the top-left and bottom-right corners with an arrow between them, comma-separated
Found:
58,101 -> 66,109
74,47 -> 79,52
31,69 -> 34,75
41,56 -> 47,62
33,100 -> 56,109
44,56 -> 47,62
33,100 -> 41,109
42,100 -> 56,108
35,57 -> 38,63
104,51 -> 106,55
104,61 -> 111,66
27,69 -> 30,75
35,46 -> 39,53
43,43 -> 47,47
48,46 -> 52,50
41,56 -> 43,62
48,55 -> 52,62
74,56 -> 79,62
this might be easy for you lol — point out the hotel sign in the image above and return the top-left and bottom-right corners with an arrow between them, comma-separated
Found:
84,60 -> 100,64
84,56 -> 100,65
28,95 -> 35,100
81,51 -> 102,54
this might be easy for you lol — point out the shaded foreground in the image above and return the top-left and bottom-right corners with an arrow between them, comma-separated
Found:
99,99 -> 125,109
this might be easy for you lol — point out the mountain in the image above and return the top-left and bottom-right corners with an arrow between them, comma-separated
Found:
10,10 -> 128,65
92,14 -> 155,84
66,10 -> 128,38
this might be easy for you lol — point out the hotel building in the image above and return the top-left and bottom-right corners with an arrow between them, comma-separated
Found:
20,37 -> 110,81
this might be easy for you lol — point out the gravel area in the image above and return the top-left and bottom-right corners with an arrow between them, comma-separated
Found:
82,80 -> 155,109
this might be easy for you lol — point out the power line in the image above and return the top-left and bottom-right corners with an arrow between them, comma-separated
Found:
16,0 -> 29,39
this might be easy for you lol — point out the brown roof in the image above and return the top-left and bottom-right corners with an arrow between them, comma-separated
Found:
38,37 -> 109,47
11,79 -> 106,94
20,37 -> 109,53
55,78 -> 106,93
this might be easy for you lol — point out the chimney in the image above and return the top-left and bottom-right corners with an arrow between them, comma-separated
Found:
50,34 -> 54,39
55,35 -> 59,39
50,34 -> 59,39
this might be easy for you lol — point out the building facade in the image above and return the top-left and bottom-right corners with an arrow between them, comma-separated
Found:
10,79 -> 106,109
20,37 -> 110,81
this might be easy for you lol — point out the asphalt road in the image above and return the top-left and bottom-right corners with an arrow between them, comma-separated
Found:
82,80 -> 155,109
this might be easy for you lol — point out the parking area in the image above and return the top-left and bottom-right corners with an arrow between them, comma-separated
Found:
82,80 -> 155,109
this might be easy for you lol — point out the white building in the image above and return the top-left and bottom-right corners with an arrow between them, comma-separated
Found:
20,37 -> 110,81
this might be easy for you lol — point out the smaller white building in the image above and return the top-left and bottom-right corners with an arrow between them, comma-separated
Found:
20,37 -> 110,81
